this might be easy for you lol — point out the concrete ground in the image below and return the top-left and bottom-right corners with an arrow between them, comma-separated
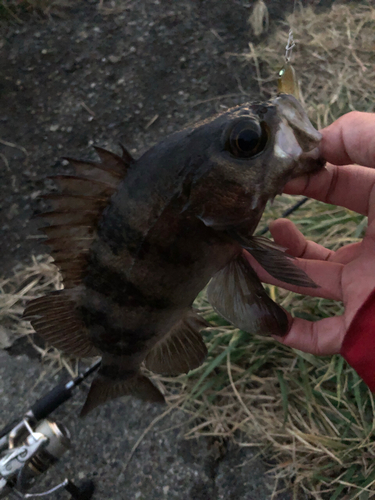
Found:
0,351 -> 287,500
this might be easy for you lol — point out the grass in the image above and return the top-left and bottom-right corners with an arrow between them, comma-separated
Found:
2,1 -> 375,499
167,3 -> 375,498
241,1 -> 375,125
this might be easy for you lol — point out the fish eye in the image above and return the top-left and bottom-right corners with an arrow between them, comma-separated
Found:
227,119 -> 268,159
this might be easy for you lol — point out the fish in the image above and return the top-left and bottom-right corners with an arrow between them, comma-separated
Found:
23,93 -> 325,417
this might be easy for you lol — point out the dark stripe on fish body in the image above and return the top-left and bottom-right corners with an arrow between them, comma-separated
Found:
98,204 -> 145,256
150,239 -> 197,267
78,305 -> 152,355
84,254 -> 172,309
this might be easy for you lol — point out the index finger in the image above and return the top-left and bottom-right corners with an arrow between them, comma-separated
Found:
275,315 -> 346,356
320,111 -> 375,167
284,162 -> 375,216
284,111 -> 375,215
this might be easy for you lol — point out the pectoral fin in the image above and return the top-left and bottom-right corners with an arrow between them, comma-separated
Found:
145,310 -> 209,375
207,254 -> 289,337
232,234 -> 318,288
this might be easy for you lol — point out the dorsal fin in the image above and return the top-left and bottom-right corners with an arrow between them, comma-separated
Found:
50,175 -> 118,196
93,145 -> 133,173
119,143 -> 134,165
63,158 -> 124,185
36,146 -> 133,289
23,289 -> 99,358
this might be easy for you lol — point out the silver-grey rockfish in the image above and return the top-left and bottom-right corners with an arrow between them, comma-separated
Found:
24,94 -> 325,416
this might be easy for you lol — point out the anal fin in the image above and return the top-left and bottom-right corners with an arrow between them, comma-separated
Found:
207,254 -> 289,337
80,372 -> 165,417
144,310 -> 209,375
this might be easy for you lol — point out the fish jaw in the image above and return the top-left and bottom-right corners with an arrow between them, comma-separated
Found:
266,94 -> 325,195
274,93 -> 321,153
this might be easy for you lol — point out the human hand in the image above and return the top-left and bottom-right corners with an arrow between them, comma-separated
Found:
245,111 -> 375,356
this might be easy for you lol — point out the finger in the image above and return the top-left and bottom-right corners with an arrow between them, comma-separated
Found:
244,251 -> 344,301
270,219 -> 363,264
332,242 -> 362,265
269,219 -> 334,260
320,111 -> 375,168
274,315 -> 346,356
284,163 -> 375,216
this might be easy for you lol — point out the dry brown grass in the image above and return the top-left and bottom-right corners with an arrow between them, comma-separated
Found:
173,3 -> 375,498
242,2 -> 375,126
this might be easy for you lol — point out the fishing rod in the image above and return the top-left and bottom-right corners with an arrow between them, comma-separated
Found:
257,196 -> 309,236
0,360 -> 100,500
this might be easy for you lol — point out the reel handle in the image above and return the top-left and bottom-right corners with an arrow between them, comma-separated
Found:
64,480 -> 95,500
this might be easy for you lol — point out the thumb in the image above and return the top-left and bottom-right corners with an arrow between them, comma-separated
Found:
320,111 -> 375,168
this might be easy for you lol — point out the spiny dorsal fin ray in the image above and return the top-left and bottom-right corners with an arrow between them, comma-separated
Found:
63,158 -> 124,184
42,224 -> 95,240
36,211 -> 98,226
51,249 -> 89,261
50,175 -> 117,196
93,146 -> 132,173
80,372 -> 164,417
44,238 -> 95,251
37,145 -> 132,290
43,238 -> 95,287
41,194 -> 108,212
145,310 -> 209,375
23,290 -> 99,358
52,256 -> 87,271
119,143 -> 134,165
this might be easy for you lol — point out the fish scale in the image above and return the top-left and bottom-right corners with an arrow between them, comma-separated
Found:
23,94 -> 325,417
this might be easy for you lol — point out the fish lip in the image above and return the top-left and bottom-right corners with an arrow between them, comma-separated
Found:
273,94 -> 322,153
298,147 -> 326,172
270,147 -> 326,198
302,146 -> 320,161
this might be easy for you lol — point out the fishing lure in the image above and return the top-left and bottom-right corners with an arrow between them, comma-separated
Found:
277,29 -> 300,99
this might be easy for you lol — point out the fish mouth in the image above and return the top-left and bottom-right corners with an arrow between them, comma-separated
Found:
300,146 -> 325,171
272,93 -> 325,175
268,94 -> 326,196
273,93 -> 322,154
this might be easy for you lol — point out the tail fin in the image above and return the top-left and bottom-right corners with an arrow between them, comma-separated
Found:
80,372 -> 165,417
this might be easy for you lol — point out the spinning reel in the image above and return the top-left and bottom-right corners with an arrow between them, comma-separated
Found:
0,361 -> 100,499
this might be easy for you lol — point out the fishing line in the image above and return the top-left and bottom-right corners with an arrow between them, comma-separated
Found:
258,0 -> 309,237
284,30 -> 295,62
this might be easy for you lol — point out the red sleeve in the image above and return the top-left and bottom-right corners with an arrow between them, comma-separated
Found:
340,289 -> 375,391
